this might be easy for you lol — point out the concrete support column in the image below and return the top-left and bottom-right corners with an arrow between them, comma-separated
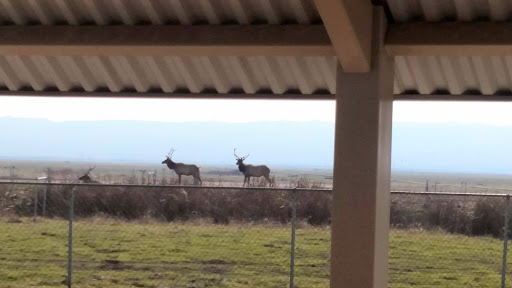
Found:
330,7 -> 394,288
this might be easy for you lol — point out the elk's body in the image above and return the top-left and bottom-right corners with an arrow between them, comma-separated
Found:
78,174 -> 100,183
234,149 -> 271,187
162,149 -> 202,185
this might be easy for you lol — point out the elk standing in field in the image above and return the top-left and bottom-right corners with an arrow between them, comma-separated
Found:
161,149 -> 202,185
78,166 -> 100,183
234,149 -> 271,187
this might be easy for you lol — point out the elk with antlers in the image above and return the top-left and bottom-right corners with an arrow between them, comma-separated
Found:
161,149 -> 202,185
234,149 -> 271,187
78,166 -> 100,183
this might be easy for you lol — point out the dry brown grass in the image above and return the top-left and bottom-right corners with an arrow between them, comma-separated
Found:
1,181 -> 331,225
2,182 -> 511,238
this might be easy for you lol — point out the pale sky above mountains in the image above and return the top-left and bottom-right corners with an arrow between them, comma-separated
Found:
0,96 -> 511,125
2,97 -> 512,172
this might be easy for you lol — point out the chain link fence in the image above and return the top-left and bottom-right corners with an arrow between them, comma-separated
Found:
1,182 -> 512,287
389,191 -> 511,288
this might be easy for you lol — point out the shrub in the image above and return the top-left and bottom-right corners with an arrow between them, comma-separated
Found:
391,194 -> 508,238
2,182 -> 511,239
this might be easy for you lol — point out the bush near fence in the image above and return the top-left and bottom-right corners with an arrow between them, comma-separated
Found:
0,183 -> 332,225
391,194 -> 509,238
1,183 -> 510,239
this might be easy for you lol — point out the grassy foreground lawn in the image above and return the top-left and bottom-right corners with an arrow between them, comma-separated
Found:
0,217 -> 509,287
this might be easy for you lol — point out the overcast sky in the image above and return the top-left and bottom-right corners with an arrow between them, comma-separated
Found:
0,96 -> 510,125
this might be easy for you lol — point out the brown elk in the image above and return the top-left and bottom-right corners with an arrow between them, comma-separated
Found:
161,149 -> 202,185
78,166 -> 100,183
234,149 -> 271,187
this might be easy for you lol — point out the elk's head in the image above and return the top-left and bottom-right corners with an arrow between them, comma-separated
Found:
162,149 -> 176,166
234,149 -> 249,165
79,166 -> 95,182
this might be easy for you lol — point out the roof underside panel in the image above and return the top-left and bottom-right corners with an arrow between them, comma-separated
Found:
0,55 -> 337,95
386,0 -> 512,22
394,55 -> 512,96
0,0 -> 334,97
0,0 -> 321,25
0,0 -> 509,97
386,0 -> 512,97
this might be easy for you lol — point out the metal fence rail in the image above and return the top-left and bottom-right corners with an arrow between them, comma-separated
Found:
1,182 -> 511,287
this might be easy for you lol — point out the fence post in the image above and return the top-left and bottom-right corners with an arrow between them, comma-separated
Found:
290,188 -> 297,288
502,194 -> 510,288
43,168 -> 51,217
43,184 -> 48,217
33,188 -> 38,218
67,186 -> 75,288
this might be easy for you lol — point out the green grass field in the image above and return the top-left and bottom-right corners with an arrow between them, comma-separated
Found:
0,217 -> 510,288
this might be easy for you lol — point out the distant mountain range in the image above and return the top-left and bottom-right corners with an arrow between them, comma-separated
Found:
2,117 -> 512,174
392,122 -> 512,174
0,117 -> 334,168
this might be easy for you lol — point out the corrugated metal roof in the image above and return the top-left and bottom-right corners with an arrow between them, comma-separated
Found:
385,0 -> 512,23
0,0 -> 321,25
386,0 -> 512,96
9,53 -> 506,98
394,56 -> 512,96
0,0 -> 334,96
386,0 -> 512,95
0,0 -> 510,97
0,55 -> 337,95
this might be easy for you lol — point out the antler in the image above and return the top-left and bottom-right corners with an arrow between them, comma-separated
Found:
167,148 -> 175,158
85,165 -> 96,175
233,149 -> 249,160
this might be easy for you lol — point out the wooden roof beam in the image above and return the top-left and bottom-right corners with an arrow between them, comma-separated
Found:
0,25 -> 334,57
0,91 -> 335,100
313,0 -> 373,73
386,22 -> 512,56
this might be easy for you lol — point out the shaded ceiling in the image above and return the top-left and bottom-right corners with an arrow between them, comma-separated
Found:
0,0 -> 509,98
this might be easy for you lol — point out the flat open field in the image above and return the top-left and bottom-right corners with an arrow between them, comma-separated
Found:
1,217 -> 510,288
0,160 -> 333,188
4,159 -> 512,193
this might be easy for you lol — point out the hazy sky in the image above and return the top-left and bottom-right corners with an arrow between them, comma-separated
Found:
0,97 -> 335,123
0,96 -> 511,125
